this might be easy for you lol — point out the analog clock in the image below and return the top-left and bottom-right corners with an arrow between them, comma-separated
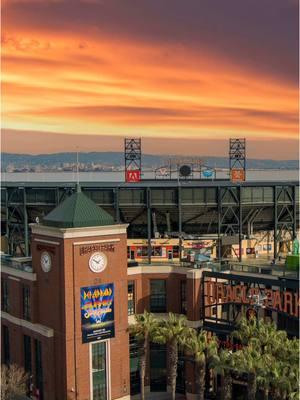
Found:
40,251 -> 52,273
89,252 -> 107,273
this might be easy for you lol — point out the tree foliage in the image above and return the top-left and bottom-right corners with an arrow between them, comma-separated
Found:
1,364 -> 28,400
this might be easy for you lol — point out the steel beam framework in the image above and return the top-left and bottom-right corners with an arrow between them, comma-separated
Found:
124,138 -> 141,177
1,182 -> 299,257
229,138 -> 246,179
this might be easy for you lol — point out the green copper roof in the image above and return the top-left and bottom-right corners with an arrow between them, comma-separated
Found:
43,185 -> 115,228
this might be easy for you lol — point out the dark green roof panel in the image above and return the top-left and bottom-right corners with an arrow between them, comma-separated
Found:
43,186 -> 115,228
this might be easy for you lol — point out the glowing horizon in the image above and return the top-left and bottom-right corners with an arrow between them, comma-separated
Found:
1,0 -> 299,159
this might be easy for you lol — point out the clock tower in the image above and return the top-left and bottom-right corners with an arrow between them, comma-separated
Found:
31,185 -> 129,400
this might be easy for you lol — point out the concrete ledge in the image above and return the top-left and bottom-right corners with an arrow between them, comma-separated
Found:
2,266 -> 37,281
1,312 -> 54,338
128,265 -> 191,275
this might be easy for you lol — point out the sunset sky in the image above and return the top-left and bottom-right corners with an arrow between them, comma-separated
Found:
1,0 -> 299,158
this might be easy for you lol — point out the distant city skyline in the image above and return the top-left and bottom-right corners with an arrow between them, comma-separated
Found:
2,130 -> 299,160
2,0 -> 298,159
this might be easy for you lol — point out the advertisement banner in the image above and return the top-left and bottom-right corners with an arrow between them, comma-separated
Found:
126,170 -> 141,182
231,168 -> 245,182
80,283 -> 115,343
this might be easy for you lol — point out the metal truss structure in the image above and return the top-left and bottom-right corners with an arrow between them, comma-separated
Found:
124,138 -> 141,173
1,181 -> 299,261
229,138 -> 246,178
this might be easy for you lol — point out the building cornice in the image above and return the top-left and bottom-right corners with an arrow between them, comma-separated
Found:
127,265 -> 211,278
2,266 -> 37,281
1,312 -> 54,337
127,265 -> 190,275
30,223 -> 128,239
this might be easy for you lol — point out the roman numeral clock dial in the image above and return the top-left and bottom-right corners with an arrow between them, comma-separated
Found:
89,252 -> 107,273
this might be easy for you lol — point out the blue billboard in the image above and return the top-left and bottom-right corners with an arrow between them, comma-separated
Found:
80,283 -> 115,343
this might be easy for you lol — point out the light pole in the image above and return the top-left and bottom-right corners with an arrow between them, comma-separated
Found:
248,293 -> 267,327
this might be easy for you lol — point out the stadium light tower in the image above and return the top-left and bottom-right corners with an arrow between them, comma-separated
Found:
229,138 -> 246,182
124,138 -> 142,182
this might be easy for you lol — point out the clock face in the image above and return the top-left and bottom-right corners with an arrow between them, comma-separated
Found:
89,252 -> 107,273
40,251 -> 52,272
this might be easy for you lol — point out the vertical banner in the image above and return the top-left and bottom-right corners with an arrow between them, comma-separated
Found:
81,283 -> 115,343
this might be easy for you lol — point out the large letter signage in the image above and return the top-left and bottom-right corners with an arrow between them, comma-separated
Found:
204,281 -> 299,317
80,283 -> 115,343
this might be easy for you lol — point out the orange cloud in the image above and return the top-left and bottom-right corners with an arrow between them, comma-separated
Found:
1,23 -> 298,149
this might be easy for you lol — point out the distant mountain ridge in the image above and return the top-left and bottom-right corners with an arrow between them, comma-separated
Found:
1,152 -> 299,170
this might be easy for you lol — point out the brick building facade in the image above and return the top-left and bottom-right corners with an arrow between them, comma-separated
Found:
1,186 -> 298,400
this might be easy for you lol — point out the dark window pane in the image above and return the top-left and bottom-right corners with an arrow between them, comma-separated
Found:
180,281 -> 187,315
150,343 -> 167,391
24,335 -> 32,373
1,280 -> 9,313
129,334 -> 141,395
2,326 -> 10,365
35,339 -> 43,400
150,280 -> 166,313
23,286 -> 31,321
128,281 -> 135,316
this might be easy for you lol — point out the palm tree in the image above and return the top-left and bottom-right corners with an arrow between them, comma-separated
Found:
232,316 -> 257,345
232,317 -> 299,400
183,330 -> 218,400
210,349 -> 234,400
128,310 -> 159,400
153,313 -> 191,400
231,345 -> 264,400
269,360 -> 299,400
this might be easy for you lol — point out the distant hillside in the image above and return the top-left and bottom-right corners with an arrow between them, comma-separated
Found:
1,152 -> 299,170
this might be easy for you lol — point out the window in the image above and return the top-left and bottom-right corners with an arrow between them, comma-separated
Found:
35,339 -> 43,400
91,341 -> 107,400
180,281 -> 187,315
136,247 -> 148,257
152,247 -> 162,257
150,280 -> 166,313
2,325 -> 10,365
1,279 -> 9,312
128,281 -> 135,316
24,335 -> 32,374
129,334 -> 141,395
173,246 -> 179,258
23,286 -> 31,321
150,342 -> 167,391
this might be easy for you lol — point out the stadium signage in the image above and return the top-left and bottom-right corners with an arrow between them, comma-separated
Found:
79,243 -> 115,256
205,281 -> 299,317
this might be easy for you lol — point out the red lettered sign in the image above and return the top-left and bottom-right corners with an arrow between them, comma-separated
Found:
126,170 -> 141,182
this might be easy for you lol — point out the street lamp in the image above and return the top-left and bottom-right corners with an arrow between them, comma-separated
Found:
248,293 -> 267,327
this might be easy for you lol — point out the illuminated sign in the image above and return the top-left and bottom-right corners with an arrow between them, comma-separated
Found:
126,170 -> 141,182
205,281 -> 299,317
231,168 -> 245,182
80,283 -> 115,343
